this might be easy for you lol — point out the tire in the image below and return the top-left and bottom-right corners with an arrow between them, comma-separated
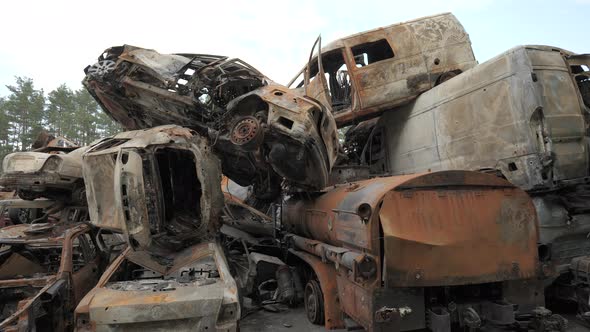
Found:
304,279 -> 325,325
8,208 -> 41,224
8,208 -> 27,224
17,190 -> 39,201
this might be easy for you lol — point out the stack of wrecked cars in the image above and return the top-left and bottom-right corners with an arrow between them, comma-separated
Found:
0,134 -> 122,331
2,11 -> 588,332
76,12 -> 583,332
75,126 -> 239,331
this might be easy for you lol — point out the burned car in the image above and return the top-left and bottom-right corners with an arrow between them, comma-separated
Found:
82,125 -> 224,260
83,45 -> 339,198
79,125 -> 239,331
0,137 -> 87,203
0,223 -> 105,331
75,241 -> 239,332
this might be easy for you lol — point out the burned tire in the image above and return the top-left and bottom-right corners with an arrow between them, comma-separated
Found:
17,190 -> 39,201
8,208 -> 40,224
304,279 -> 325,325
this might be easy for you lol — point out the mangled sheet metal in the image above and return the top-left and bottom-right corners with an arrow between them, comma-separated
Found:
0,223 -> 104,331
75,241 -> 240,331
83,46 -> 339,196
281,170 -> 543,331
82,125 -> 224,270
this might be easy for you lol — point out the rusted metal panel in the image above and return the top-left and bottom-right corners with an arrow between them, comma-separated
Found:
282,171 -> 540,331
379,179 -> 538,287
0,223 -> 102,331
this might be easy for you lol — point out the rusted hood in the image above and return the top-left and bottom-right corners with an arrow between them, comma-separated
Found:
378,171 -> 539,287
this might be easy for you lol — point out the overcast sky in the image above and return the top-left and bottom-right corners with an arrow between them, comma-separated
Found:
0,0 -> 587,97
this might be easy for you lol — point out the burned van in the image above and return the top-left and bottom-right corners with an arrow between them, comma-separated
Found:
288,12 -> 477,127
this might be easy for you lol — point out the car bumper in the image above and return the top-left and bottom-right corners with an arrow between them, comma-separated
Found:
0,172 -> 78,192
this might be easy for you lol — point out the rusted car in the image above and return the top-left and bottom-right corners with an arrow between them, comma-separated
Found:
276,171 -> 561,331
352,45 -> 590,317
82,45 -> 339,198
0,141 -> 88,203
0,223 -> 105,331
74,241 -> 239,331
288,12 -> 477,127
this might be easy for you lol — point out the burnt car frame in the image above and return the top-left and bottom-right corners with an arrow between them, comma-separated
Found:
74,241 -> 239,332
0,141 -> 88,203
82,125 -> 224,260
0,223 -> 105,331
83,45 -> 339,198
78,125 -> 239,331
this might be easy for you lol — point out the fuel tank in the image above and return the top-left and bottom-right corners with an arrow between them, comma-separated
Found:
282,170 -> 539,287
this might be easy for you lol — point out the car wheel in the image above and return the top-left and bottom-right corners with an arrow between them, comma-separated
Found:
304,279 -> 325,325
17,190 -> 39,201
9,208 -> 29,224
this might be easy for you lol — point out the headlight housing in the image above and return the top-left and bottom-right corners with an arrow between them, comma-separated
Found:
43,156 -> 62,171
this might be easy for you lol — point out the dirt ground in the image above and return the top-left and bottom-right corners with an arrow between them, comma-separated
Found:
240,310 -> 589,332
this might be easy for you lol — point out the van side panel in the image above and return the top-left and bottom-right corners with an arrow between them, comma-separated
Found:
374,46 -> 588,191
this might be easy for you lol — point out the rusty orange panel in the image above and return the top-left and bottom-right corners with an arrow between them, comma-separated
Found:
380,173 -> 539,287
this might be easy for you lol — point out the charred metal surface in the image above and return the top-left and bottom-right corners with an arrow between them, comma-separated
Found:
83,125 -> 224,263
75,241 -> 239,332
288,13 -> 477,127
0,223 -> 103,331
0,145 -> 88,203
280,171 -> 541,331
83,45 -> 339,195
361,44 -> 590,318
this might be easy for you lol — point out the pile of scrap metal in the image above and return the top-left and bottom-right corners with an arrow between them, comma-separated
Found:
83,44 -> 339,201
0,131 -> 125,331
0,222 -> 111,331
70,11 -> 586,332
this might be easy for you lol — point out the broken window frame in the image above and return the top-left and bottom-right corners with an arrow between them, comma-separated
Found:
349,38 -> 395,68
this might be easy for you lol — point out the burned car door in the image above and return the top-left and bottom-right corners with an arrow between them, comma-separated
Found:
71,232 -> 100,303
300,37 -> 340,172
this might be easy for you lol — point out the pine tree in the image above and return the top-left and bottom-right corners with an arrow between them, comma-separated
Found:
3,77 -> 45,151
47,84 -> 76,139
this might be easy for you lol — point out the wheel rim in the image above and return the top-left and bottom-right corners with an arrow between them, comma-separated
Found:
304,280 -> 324,324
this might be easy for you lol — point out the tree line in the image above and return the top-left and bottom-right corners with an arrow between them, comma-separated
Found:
0,77 -> 121,164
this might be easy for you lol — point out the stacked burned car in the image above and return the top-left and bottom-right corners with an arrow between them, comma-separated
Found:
76,125 -> 239,331
2,11 -> 589,332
